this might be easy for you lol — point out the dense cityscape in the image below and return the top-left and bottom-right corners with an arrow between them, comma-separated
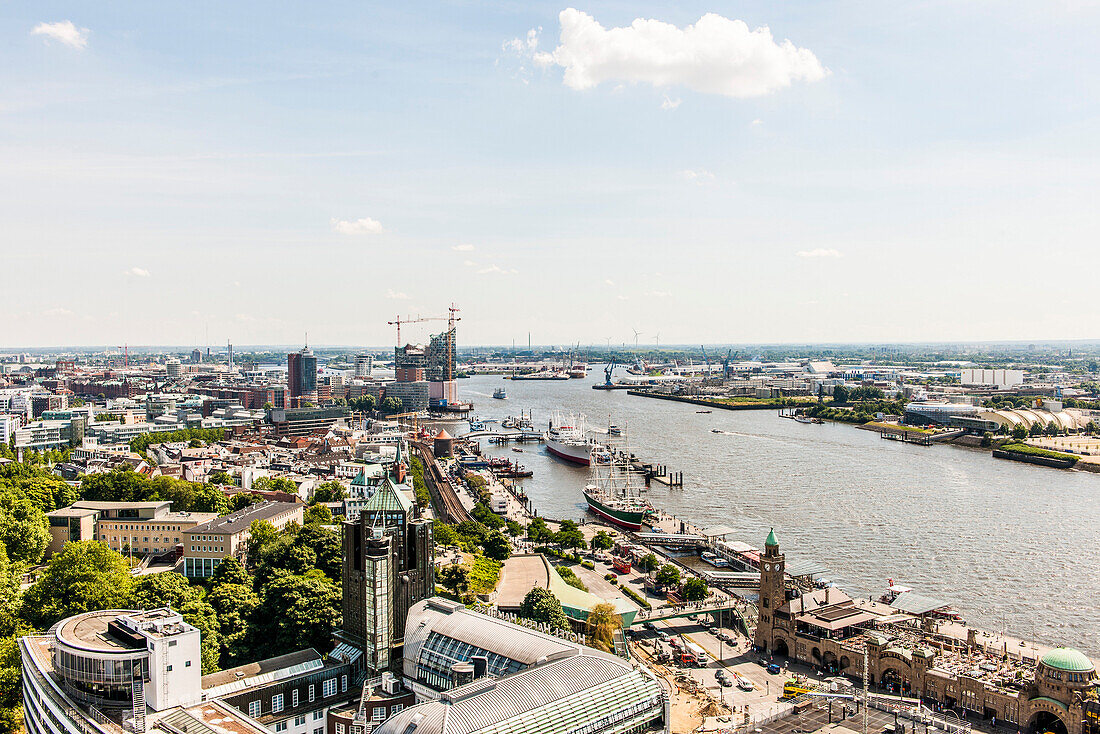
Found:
7,1 -> 1099,733
0,330 -> 1098,734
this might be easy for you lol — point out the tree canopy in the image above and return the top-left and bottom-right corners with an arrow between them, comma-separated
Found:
518,586 -> 570,631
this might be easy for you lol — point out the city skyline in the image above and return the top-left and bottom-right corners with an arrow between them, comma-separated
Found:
4,1 -> 1099,347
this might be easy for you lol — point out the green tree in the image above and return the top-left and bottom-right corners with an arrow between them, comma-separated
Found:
0,629 -> 30,734
207,582 -> 258,665
555,520 -> 584,553
432,521 -> 458,548
0,496 -> 49,565
0,549 -> 24,638
1029,422 -> 1044,437
483,532 -> 512,561
505,519 -> 523,538
1011,424 -> 1029,440
585,602 -> 621,652
831,384 -> 850,404
245,520 -> 279,568
303,504 -> 332,525
208,470 -> 233,485
179,599 -> 221,673
518,586 -> 570,631
638,553 -> 660,573
23,541 -> 134,628
209,556 -> 250,587
682,577 -> 708,601
248,571 -> 340,658
380,396 -> 403,414
229,492 -> 264,513
527,517 -> 552,543
438,563 -> 470,598
131,572 -> 201,610
590,530 -> 614,552
471,503 -> 505,531
312,481 -> 346,503
655,564 -> 680,587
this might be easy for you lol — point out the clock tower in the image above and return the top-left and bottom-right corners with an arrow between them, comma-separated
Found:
754,528 -> 786,652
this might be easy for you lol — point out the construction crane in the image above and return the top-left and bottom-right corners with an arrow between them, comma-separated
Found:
700,345 -> 711,384
446,304 -> 461,382
387,315 -> 447,347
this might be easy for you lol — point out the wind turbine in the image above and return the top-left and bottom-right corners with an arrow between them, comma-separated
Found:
632,328 -> 642,348
654,332 -> 661,349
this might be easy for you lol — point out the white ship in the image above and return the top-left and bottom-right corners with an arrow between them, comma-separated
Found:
544,413 -> 599,466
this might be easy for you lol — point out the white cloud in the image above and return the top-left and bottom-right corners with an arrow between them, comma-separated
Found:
751,118 -> 764,126
661,96 -> 681,110
31,21 -> 89,49
797,248 -> 843,258
649,290 -> 672,298
125,266 -> 150,277
385,289 -> 409,300
604,278 -> 616,286
521,9 -> 827,99
462,260 -> 476,267
43,307 -> 73,317
452,244 -> 475,252
477,264 -> 519,275
331,217 -> 383,235
679,168 -> 715,184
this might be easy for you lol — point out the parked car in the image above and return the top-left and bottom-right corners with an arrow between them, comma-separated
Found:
767,663 -> 782,675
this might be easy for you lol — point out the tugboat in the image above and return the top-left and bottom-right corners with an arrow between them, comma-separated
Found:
493,387 -> 507,399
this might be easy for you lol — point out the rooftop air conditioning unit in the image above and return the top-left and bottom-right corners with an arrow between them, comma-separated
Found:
381,672 -> 400,695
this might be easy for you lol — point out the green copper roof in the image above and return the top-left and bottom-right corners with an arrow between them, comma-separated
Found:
1040,648 -> 1094,673
765,528 -> 779,547
361,476 -> 413,515
351,469 -> 367,486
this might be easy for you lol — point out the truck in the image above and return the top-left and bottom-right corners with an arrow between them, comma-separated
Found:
685,641 -> 710,666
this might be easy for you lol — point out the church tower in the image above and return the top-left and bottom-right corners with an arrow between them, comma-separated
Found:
754,528 -> 786,652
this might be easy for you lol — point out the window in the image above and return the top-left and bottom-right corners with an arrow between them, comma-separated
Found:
293,715 -> 305,726
371,707 -> 385,722
249,701 -> 261,718
167,665 -> 173,671
185,660 -> 191,667
312,711 -> 323,721
323,678 -> 337,697
272,694 -> 284,713
314,728 -> 324,734
340,675 -> 347,692
292,690 -> 299,707
275,723 -> 287,733
392,705 -> 403,714
308,685 -> 315,703
336,725 -> 345,734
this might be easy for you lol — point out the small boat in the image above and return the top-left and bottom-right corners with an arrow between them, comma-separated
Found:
696,410 -> 712,414
493,387 -> 507,399
794,415 -> 813,424
512,447 -> 523,453
711,429 -> 723,433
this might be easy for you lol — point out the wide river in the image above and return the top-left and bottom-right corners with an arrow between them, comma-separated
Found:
447,370 -> 1100,656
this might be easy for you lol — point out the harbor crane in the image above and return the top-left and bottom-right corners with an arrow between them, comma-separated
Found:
700,345 -> 712,384
722,349 -> 732,380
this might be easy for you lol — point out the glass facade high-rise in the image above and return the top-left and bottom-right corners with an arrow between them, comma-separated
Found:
287,346 -> 318,407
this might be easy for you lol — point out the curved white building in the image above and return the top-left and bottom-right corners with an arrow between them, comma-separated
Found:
21,608 -> 202,734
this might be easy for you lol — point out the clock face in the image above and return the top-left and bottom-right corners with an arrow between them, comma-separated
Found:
764,564 -> 771,571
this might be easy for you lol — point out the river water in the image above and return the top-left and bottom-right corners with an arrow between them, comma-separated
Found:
447,370 -> 1100,656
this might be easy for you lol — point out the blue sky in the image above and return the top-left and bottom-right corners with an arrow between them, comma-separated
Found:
3,1 -> 1099,348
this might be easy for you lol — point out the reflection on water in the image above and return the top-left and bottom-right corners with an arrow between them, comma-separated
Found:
447,372 -> 1100,655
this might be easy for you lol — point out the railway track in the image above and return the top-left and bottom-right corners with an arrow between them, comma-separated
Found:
410,441 -> 473,524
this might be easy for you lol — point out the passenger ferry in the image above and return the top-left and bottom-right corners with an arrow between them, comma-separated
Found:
701,552 -> 730,568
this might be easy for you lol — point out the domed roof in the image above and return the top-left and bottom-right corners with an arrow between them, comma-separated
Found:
765,528 -> 779,547
1041,648 -> 1094,673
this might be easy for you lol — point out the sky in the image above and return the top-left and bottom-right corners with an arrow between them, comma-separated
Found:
3,1 -> 1100,348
